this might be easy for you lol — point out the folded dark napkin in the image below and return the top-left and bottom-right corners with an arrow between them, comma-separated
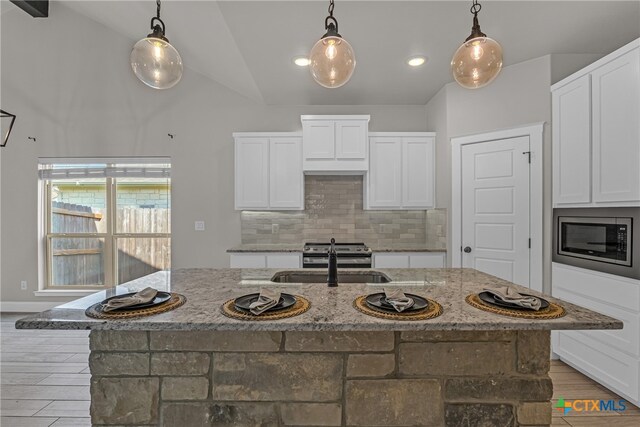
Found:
483,287 -> 542,311
102,287 -> 158,312
249,289 -> 281,315
384,289 -> 415,312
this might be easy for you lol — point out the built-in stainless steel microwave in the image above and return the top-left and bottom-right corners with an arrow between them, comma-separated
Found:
553,208 -> 639,279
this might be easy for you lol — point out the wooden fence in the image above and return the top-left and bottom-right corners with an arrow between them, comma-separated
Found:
51,202 -> 170,286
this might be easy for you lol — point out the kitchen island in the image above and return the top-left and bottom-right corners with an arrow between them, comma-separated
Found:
17,268 -> 621,426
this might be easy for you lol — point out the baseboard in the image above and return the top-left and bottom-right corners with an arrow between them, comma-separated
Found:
0,301 -> 59,312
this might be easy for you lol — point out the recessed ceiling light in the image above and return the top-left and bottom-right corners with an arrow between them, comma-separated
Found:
407,56 -> 427,67
293,56 -> 311,67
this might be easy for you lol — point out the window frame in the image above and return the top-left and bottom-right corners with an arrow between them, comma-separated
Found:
42,172 -> 170,291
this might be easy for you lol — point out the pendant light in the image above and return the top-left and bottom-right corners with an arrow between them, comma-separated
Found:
309,0 -> 356,88
0,109 -> 16,148
451,0 -> 503,89
130,0 -> 183,90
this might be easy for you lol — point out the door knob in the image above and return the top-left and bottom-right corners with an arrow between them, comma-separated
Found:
463,246 -> 472,253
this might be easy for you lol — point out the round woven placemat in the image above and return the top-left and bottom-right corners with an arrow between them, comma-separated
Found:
221,295 -> 311,321
85,293 -> 187,320
353,295 -> 443,321
465,294 -> 566,319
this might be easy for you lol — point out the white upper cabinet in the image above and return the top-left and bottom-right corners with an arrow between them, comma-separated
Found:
551,39 -> 640,207
270,137 -> 303,209
301,115 -> 370,172
235,136 -> 269,209
592,47 -> 640,203
234,133 -> 304,210
367,133 -> 435,210
403,137 -> 435,208
552,75 -> 592,205
369,137 -> 402,207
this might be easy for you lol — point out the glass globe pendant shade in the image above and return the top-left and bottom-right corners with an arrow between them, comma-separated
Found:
131,36 -> 183,90
451,36 -> 502,89
309,35 -> 356,88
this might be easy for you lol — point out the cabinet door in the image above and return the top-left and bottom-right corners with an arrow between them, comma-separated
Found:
368,137 -> 402,208
269,137 -> 303,209
335,120 -> 367,159
552,75 -> 592,205
303,121 -> 335,159
592,48 -> 640,203
402,137 -> 435,208
373,254 -> 409,268
235,138 -> 269,209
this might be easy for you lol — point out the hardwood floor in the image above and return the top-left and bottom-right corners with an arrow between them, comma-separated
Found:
1,313 -> 639,426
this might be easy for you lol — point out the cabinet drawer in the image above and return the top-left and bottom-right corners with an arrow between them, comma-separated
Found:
266,254 -> 301,268
554,287 -> 639,356
552,263 -> 640,313
229,254 -> 266,268
409,254 -> 445,268
554,330 -> 639,403
373,254 -> 409,268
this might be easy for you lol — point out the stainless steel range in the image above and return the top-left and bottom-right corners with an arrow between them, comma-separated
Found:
303,242 -> 372,268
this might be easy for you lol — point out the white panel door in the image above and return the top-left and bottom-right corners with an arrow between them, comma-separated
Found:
235,138 -> 269,209
402,137 -> 435,208
552,74 -> 592,205
368,137 -> 402,208
269,137 -> 303,209
461,136 -> 530,286
335,120 -> 367,159
592,48 -> 640,203
303,121 -> 335,160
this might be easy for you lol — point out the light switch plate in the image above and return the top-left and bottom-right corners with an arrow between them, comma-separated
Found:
195,221 -> 205,231
272,224 -> 279,233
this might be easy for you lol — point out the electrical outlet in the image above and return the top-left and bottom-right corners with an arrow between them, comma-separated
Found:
194,221 -> 205,231
20,280 -> 27,290
271,224 -> 279,234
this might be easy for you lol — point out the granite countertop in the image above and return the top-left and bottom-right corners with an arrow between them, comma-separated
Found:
16,268 -> 622,332
368,244 -> 446,253
227,243 -> 446,253
227,244 -> 303,253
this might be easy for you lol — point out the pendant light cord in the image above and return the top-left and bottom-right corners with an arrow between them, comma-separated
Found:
470,0 -> 481,16
150,0 -> 166,36
324,0 -> 339,34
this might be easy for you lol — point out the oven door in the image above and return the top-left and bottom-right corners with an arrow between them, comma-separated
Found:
558,216 -> 631,266
303,256 -> 372,269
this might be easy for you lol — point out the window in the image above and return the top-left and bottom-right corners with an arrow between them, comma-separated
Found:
39,159 -> 171,289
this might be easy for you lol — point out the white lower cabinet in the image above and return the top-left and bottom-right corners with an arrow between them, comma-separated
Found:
229,253 -> 301,269
551,262 -> 640,406
373,253 -> 445,269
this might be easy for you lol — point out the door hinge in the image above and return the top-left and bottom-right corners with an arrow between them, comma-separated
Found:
523,151 -> 531,163
528,238 -> 531,249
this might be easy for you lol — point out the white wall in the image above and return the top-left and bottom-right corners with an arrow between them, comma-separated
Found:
0,4 -> 429,305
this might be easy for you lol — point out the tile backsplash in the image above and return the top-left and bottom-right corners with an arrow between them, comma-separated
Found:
241,176 -> 446,248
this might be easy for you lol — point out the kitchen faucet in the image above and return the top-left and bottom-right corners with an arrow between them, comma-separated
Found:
327,238 -> 338,287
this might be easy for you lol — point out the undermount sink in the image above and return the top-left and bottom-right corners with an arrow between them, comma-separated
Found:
270,271 -> 391,284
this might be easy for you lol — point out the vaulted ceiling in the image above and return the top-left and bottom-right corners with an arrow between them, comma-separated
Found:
8,1 -> 640,105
